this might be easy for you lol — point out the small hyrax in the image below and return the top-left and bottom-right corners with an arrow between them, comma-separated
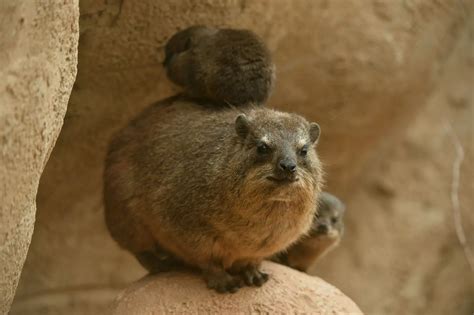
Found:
103,26 -> 323,293
272,192 -> 345,272
163,25 -> 275,106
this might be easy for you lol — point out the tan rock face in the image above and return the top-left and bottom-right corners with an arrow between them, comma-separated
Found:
0,1 -> 79,313
312,19 -> 474,314
8,0 -> 473,314
111,262 -> 362,315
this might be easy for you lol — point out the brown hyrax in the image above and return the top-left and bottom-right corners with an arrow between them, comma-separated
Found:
272,192 -> 345,272
103,96 -> 323,293
163,25 -> 275,106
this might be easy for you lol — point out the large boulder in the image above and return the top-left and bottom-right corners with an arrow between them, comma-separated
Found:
10,1 -> 472,314
111,262 -> 362,315
0,1 -> 78,313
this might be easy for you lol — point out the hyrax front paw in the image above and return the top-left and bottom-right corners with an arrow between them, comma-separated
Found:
205,271 -> 242,293
239,265 -> 269,287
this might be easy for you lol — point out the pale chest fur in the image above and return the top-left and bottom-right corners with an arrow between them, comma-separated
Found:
222,188 -> 317,259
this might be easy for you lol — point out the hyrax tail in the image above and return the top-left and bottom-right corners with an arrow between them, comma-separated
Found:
163,25 -> 275,107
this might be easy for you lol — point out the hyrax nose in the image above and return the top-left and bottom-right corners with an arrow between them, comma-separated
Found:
279,159 -> 297,173
318,223 -> 329,233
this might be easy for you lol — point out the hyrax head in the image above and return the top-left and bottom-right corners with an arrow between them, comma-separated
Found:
234,109 -> 321,187
163,25 -> 218,66
311,192 -> 345,238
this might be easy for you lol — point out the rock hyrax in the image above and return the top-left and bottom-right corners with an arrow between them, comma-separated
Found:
272,192 -> 345,272
163,25 -> 275,106
103,97 -> 323,293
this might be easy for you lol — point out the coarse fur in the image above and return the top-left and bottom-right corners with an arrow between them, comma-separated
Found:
164,25 -> 275,106
271,192 -> 345,272
103,96 -> 323,293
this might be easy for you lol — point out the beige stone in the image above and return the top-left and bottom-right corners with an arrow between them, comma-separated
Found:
111,262 -> 362,315
312,18 -> 474,314
0,1 -> 79,313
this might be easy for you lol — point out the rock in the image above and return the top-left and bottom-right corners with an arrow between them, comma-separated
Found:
111,262 -> 362,315
0,1 -> 78,313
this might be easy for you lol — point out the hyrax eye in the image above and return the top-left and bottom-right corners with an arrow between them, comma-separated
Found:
257,142 -> 270,154
331,217 -> 338,224
300,145 -> 309,157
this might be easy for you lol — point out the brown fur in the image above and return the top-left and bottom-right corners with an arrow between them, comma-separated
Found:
163,25 -> 275,106
103,96 -> 323,292
271,192 -> 345,272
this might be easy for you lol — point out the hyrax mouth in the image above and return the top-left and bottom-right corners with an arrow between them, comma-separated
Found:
266,176 -> 299,184
316,229 -> 339,239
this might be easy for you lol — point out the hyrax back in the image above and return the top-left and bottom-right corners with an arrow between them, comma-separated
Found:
103,97 -> 323,292
163,25 -> 275,106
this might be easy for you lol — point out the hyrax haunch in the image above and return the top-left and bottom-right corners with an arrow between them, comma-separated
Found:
103,26 -> 323,293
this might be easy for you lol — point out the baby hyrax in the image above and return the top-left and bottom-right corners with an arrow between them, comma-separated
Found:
163,25 -> 275,106
272,192 -> 345,272
103,98 -> 323,293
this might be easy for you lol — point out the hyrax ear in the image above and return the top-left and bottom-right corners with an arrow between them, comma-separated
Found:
309,122 -> 321,144
235,114 -> 251,139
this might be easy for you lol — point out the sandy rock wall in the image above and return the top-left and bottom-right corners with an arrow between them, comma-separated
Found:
0,1 -> 79,313
314,18 -> 474,314
9,0 -> 472,314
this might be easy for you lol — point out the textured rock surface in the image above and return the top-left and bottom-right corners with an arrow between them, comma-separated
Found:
10,1 -> 472,314
313,19 -> 474,314
0,1 -> 78,313
111,262 -> 362,315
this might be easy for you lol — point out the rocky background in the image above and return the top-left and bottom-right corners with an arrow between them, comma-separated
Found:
1,1 -> 472,314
